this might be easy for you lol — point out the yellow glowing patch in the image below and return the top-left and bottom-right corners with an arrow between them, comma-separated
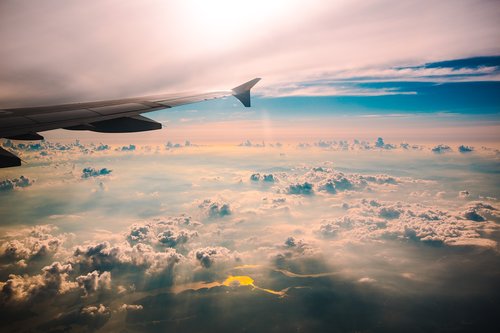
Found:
174,275 -> 288,297
222,275 -> 288,297
223,275 -> 255,287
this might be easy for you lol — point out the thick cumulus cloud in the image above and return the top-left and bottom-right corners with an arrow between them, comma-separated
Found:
432,144 -> 453,153
0,262 -> 77,305
250,173 -> 276,183
0,176 -> 34,192
275,166 -> 404,196
81,167 -> 112,179
126,217 -> 198,248
459,145 -> 474,153
462,202 -> 499,222
191,246 -> 239,268
287,182 -> 314,195
76,271 -> 111,296
0,216 -> 196,325
0,225 -> 71,265
316,199 -> 499,248
73,241 -> 182,275
198,199 -> 232,218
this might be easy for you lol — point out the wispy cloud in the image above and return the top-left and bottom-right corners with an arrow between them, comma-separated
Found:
259,57 -> 500,97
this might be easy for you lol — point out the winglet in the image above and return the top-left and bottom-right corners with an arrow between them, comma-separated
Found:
232,78 -> 261,107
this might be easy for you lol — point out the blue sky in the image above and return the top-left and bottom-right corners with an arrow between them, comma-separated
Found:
132,56 -> 499,145
165,56 -> 500,117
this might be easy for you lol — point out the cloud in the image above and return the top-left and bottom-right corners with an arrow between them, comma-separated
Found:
250,173 -> 276,183
238,140 -> 266,147
157,229 -> 194,248
375,137 -> 396,150
459,190 -> 470,198
287,182 -> 314,195
432,144 -> 453,153
126,224 -> 154,245
458,145 -> 474,153
125,218 -> 199,248
259,56 -> 500,97
316,199 -> 499,248
81,167 -> 112,178
117,144 -> 136,151
0,225 -> 69,264
358,277 -> 376,284
166,141 -> 195,149
1,137 -> 500,330
0,176 -> 34,192
278,166 -> 403,197
72,241 -> 182,275
378,206 -> 402,220
317,221 -> 341,238
462,202 -> 499,222
76,270 -> 111,296
0,262 -> 77,305
119,303 -> 143,312
283,237 -> 310,254
81,303 -> 110,317
95,143 -> 110,151
192,246 -> 238,268
198,199 -> 232,218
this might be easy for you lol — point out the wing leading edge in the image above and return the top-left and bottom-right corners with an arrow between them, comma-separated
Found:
0,78 -> 261,168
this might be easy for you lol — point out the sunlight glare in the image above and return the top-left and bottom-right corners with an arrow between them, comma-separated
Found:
180,0 -> 296,51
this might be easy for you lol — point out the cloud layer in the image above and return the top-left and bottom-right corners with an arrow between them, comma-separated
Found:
0,138 -> 499,332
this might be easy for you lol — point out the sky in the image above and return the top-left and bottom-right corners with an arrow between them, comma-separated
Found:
1,0 -> 500,332
2,0 -> 499,144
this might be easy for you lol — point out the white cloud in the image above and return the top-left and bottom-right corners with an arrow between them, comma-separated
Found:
0,225 -> 71,264
76,270 -> 112,296
72,241 -> 182,275
119,303 -> 143,312
0,176 -> 34,192
0,262 -> 77,305
315,199 -> 499,248
191,246 -> 239,268
198,199 -> 232,218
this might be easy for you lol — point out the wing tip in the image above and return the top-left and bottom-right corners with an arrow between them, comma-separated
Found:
232,78 -> 261,107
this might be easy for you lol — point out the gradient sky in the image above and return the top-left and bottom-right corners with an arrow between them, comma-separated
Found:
1,1 -> 500,332
1,0 -> 500,145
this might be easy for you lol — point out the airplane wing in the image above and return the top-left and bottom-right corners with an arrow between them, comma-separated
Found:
0,78 -> 261,168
